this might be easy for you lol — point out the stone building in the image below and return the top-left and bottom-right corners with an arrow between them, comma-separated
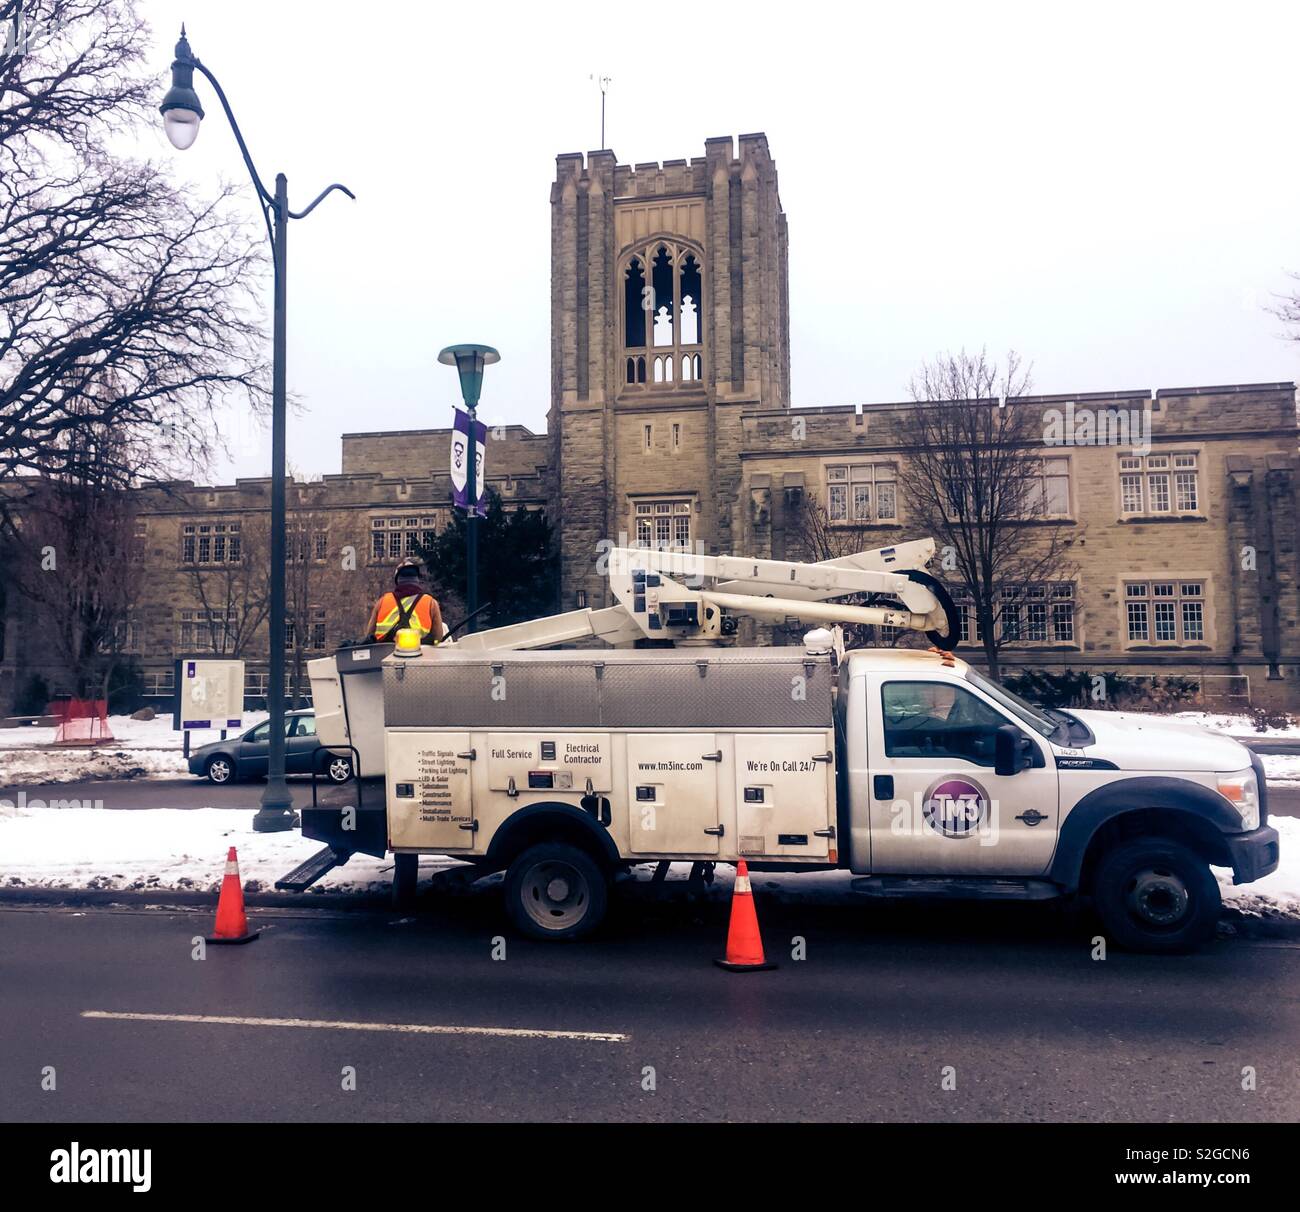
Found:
1,133 -> 1297,712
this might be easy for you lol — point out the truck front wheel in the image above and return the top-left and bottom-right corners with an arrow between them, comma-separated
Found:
504,843 -> 608,941
1091,836 -> 1221,953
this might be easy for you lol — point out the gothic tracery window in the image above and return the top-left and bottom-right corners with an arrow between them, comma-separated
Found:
620,240 -> 703,391
624,258 -> 646,348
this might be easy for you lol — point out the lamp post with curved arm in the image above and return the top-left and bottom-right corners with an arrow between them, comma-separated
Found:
161,26 -> 355,832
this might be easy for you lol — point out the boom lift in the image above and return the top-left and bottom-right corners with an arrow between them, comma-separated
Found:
443,537 -> 958,653
281,535 -> 1277,954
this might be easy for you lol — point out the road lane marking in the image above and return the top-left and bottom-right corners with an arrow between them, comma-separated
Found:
81,1010 -> 628,1043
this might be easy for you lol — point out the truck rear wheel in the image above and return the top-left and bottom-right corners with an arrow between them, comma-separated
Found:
1091,836 -> 1221,953
504,843 -> 608,941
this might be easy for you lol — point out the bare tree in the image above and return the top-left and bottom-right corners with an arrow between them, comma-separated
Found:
896,349 -> 1077,679
1273,272 -> 1300,340
282,505 -> 378,707
0,0 -> 267,493
184,513 -> 271,657
1,417 -> 145,700
787,496 -> 916,649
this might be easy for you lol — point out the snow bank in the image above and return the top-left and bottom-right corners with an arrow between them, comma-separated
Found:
0,713 -> 267,786
1171,711 -> 1300,739
1262,755 -> 1300,786
1,802 -> 1296,920
0,805 -> 437,895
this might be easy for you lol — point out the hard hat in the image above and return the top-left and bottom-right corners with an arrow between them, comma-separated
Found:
394,559 -> 424,582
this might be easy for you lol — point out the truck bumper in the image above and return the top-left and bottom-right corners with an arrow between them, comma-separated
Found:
302,800 -> 388,859
1225,825 -> 1280,886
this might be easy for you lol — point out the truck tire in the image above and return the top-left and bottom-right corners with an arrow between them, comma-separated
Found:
504,843 -> 608,941
1091,836 -> 1221,953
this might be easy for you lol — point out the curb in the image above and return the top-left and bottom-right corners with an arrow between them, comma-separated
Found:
0,886 -> 394,912
3,884 -> 1298,940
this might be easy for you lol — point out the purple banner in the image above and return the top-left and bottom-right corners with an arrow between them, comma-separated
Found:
450,408 -> 487,516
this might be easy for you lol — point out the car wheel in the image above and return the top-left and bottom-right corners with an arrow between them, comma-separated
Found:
1091,836 -> 1221,953
206,755 -> 236,785
504,843 -> 608,941
326,754 -> 353,784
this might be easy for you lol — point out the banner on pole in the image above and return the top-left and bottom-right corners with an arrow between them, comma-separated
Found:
450,408 -> 487,516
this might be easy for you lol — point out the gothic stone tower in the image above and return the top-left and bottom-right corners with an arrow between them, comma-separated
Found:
548,133 -> 790,610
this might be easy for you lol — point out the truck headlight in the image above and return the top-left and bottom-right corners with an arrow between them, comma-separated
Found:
1217,772 -> 1259,830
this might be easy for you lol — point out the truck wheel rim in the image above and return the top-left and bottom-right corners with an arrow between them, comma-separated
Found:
1125,866 -> 1189,928
328,758 -> 351,782
210,760 -> 230,782
522,860 -> 588,930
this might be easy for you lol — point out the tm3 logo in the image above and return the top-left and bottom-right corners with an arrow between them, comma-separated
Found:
50,1142 -> 151,1193
922,776 -> 989,838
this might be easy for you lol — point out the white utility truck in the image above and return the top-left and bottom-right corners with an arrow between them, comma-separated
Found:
284,539 -> 1278,953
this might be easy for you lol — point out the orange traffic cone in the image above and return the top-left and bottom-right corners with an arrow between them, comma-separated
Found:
714,860 -> 776,972
207,846 -> 260,945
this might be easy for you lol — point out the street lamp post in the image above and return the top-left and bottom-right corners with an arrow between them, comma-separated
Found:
438,345 -> 499,634
161,26 -> 354,832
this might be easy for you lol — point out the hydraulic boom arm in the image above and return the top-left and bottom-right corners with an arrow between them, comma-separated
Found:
444,538 -> 958,653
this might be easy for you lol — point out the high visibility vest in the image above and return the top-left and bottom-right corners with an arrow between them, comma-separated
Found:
374,592 -> 435,642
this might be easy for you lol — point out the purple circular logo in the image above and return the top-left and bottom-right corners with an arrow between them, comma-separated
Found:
923,776 -> 988,838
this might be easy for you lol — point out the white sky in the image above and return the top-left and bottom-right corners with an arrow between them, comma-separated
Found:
138,0 -> 1300,483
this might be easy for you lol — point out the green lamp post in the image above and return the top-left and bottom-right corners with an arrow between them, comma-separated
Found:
161,26 -> 355,832
438,344 -> 500,632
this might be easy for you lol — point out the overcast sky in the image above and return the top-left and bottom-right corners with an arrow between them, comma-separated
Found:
140,0 -> 1300,484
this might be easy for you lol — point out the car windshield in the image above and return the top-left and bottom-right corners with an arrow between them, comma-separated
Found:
964,668 -> 1060,739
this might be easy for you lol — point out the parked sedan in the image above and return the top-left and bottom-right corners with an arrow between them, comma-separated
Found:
187,710 -> 353,785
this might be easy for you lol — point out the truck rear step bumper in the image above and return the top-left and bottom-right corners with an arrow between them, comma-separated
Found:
851,876 -> 1061,901
275,845 -> 353,892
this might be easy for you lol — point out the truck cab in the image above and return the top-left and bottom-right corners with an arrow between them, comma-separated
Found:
839,648 -> 1277,950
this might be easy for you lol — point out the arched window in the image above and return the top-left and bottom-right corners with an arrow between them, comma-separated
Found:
680,254 -> 701,345
651,246 -> 674,347
620,241 -> 703,392
624,258 -> 646,348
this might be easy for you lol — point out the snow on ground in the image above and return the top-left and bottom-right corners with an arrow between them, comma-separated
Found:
1262,755 -> 1300,786
0,713 -> 265,785
2,801 -> 1297,919
0,805 -> 436,895
1171,711 -> 1300,739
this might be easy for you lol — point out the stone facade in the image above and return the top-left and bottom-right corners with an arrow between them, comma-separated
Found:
2,133 -> 1297,712
545,135 -> 1300,706
0,425 -> 548,709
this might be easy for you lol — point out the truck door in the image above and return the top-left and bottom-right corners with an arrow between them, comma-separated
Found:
626,734 -> 722,855
866,675 -> 1059,875
733,734 -> 835,859
386,731 -> 476,851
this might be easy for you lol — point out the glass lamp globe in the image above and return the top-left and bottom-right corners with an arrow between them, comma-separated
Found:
163,107 -> 202,150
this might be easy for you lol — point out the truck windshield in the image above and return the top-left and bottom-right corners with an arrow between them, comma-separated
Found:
964,668 -> 1060,739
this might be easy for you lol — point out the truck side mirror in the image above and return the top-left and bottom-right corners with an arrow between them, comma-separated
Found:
994,725 -> 1024,777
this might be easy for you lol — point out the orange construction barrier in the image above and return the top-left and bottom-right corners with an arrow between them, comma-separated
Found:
207,846 -> 260,945
714,859 -> 776,972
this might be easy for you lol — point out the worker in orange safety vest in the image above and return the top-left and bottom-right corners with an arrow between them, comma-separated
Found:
365,560 -> 445,645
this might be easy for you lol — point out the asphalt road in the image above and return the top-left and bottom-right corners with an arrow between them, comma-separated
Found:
9,774 -> 1300,818
2,897 -> 1297,1122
